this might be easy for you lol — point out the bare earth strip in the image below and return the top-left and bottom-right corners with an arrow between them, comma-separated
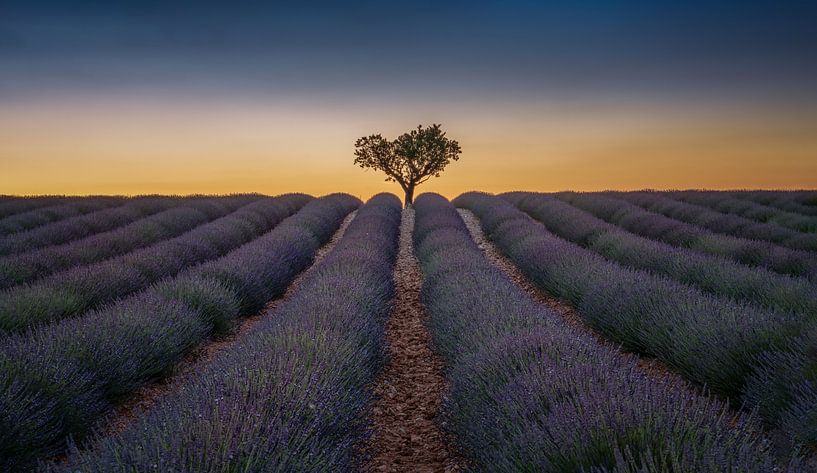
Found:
100,210 -> 359,437
365,209 -> 463,473
457,208 -> 695,390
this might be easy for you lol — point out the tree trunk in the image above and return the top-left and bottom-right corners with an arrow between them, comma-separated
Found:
404,185 -> 415,208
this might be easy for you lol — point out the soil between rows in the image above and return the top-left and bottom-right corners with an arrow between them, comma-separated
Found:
363,209 -> 463,473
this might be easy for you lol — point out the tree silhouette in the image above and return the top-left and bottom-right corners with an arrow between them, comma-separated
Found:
354,124 -> 462,208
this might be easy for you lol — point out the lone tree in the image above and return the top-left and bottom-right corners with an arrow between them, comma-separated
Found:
354,124 -> 462,207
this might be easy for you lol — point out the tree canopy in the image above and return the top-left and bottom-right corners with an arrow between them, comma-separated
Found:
354,124 -> 461,207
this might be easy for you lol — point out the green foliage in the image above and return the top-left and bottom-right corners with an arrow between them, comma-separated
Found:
354,124 -> 461,205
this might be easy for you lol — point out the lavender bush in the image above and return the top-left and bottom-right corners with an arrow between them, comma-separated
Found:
497,192 -> 817,315
744,331 -> 817,450
0,197 -> 124,235
737,191 -> 817,217
614,191 -> 817,252
552,191 -> 817,280
50,193 -> 399,473
0,195 -> 262,256
416,193 -> 784,472
0,196 -> 73,219
0,196 -> 260,288
0,194 -> 361,471
455,192 -> 815,451
0,195 -> 312,332
0,197 -> 178,256
672,191 -> 817,234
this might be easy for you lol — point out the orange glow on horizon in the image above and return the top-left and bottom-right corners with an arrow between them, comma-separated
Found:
2,95 -> 816,198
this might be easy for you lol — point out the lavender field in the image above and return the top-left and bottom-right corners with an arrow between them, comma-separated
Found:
0,190 -> 816,472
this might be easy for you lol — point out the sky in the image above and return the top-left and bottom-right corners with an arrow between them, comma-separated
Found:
1,0 -> 816,197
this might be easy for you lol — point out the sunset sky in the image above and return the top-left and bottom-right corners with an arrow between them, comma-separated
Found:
2,1 -> 816,197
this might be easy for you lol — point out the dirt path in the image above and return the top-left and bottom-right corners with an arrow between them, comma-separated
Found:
364,209 -> 463,473
457,208 -> 692,389
101,210 -> 358,437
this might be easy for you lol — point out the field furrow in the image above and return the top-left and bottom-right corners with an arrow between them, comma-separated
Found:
415,193 -> 786,471
45,194 -> 397,473
0,194 -> 360,471
364,207 -> 463,472
0,195 -> 311,332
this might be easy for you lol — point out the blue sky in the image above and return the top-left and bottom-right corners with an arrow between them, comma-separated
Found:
2,0 -> 816,103
2,1 -> 816,195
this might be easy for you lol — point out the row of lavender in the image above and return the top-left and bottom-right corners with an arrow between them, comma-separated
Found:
670,191 -> 817,233
610,191 -> 817,252
555,192 -> 817,280
50,194 -> 401,472
0,195 -> 311,333
0,195 -> 261,256
0,196 -> 260,288
0,197 -> 255,289
457,192 -> 816,452
0,197 -> 126,235
0,194 -> 359,471
501,193 -> 816,316
414,194 -> 785,471
0,196 -> 79,220
737,190 -> 817,217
